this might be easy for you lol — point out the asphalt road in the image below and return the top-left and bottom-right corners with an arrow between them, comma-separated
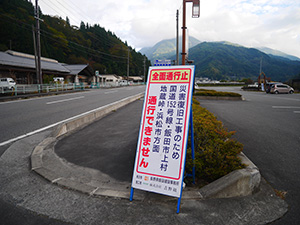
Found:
0,85 -> 293,224
198,87 -> 300,225
0,86 -> 145,224
55,98 -> 144,182
0,85 -> 145,149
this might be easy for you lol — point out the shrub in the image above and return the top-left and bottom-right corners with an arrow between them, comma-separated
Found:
194,89 -> 241,97
185,98 -> 244,186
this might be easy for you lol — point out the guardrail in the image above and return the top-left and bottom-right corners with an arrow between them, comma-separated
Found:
0,82 -> 144,96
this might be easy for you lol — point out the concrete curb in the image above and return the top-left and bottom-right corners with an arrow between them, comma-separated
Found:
199,153 -> 261,199
31,93 -> 261,200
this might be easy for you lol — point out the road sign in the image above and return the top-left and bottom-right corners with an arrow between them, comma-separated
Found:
131,65 -> 195,198
154,59 -> 172,66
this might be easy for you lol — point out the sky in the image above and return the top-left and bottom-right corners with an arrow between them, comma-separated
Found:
38,0 -> 300,58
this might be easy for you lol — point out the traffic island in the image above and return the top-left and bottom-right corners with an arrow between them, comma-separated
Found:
27,95 -> 289,224
31,95 -> 261,200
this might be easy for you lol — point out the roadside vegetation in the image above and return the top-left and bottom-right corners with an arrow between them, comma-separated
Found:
196,83 -> 244,87
194,89 -> 242,97
185,98 -> 245,187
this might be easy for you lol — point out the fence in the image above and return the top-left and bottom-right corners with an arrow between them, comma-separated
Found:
0,82 -> 144,96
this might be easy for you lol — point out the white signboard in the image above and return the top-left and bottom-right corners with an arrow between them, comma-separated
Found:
131,66 -> 195,198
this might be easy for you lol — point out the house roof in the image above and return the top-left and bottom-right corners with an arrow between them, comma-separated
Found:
99,74 -> 120,79
63,64 -> 93,76
128,76 -> 143,81
0,50 -> 93,76
0,50 -> 70,73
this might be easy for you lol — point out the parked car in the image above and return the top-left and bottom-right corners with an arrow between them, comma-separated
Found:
248,82 -> 258,88
270,84 -> 294,94
0,77 -> 16,90
265,82 -> 281,93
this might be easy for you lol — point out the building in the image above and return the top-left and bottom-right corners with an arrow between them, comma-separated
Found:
0,50 -> 94,84
97,74 -> 122,85
128,76 -> 143,83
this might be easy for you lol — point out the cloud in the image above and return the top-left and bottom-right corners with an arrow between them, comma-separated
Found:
39,0 -> 300,58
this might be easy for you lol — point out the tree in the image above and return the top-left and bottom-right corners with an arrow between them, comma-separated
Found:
66,16 -> 70,26
0,0 -> 150,77
80,21 -> 85,30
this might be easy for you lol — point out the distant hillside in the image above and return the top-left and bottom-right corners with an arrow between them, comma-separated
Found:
257,47 -> 300,61
140,37 -> 200,63
0,0 -> 150,76
188,42 -> 300,81
140,37 -> 300,82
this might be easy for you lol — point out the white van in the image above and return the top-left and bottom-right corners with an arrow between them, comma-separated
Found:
53,77 -> 64,83
0,77 -> 16,90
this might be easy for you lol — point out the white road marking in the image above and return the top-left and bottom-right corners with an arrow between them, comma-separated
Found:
272,106 -> 300,109
0,94 -> 143,147
46,96 -> 84,104
104,90 -> 117,94
294,111 -> 300,114
0,92 -> 84,105
270,97 -> 300,102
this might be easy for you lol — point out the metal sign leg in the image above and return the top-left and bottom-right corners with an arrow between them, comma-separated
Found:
130,187 -> 134,201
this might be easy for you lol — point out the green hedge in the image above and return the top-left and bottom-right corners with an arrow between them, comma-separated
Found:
185,98 -> 244,186
194,89 -> 242,97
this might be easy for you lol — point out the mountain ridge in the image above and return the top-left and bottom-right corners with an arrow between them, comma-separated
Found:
139,37 -> 201,64
140,39 -> 300,81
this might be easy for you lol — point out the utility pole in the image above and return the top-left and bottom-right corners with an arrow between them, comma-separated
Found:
32,25 -> 39,83
176,10 -> 179,65
182,1 -> 187,65
143,56 -> 146,83
259,57 -> 263,75
127,48 -> 130,85
35,0 -> 42,84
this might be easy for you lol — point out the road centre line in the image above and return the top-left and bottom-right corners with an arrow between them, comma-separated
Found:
46,96 -> 84,105
294,111 -> 300,114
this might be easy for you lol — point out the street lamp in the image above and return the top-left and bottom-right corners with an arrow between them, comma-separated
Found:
182,0 -> 200,65
191,0 -> 200,18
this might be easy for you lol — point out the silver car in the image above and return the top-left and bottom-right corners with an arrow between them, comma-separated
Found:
270,84 -> 294,94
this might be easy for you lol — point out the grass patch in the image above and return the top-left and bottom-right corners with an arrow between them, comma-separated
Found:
194,89 -> 241,97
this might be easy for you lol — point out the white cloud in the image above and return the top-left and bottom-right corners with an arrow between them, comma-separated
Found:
39,0 -> 300,58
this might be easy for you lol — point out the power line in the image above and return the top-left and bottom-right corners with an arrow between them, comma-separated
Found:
42,32 -> 128,63
39,0 -> 81,25
39,1 -> 129,53
40,28 -> 129,59
0,13 -> 130,62
58,0 -> 95,25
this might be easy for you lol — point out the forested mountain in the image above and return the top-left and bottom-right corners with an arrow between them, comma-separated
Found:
0,0 -> 150,76
188,42 -> 300,81
140,37 -> 200,64
142,38 -> 300,82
